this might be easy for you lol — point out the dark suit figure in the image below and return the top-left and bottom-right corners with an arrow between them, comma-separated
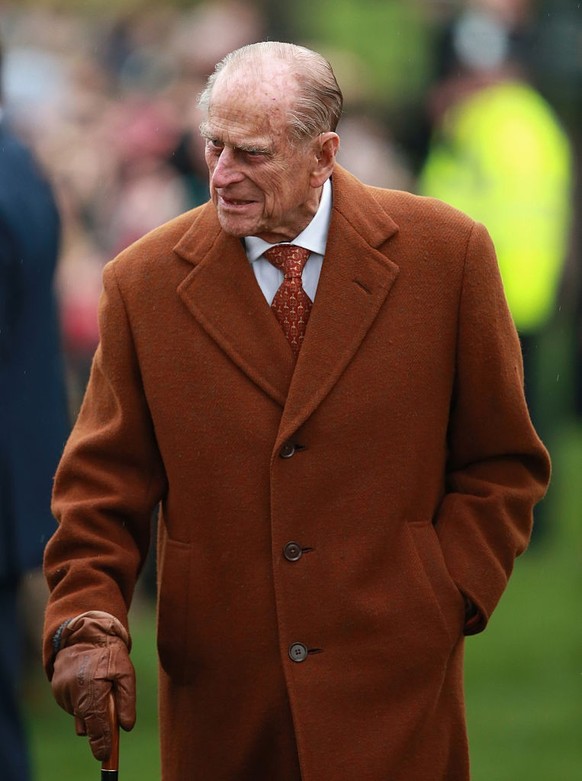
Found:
0,103 -> 69,778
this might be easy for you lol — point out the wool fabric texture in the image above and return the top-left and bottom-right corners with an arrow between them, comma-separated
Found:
43,165 -> 550,781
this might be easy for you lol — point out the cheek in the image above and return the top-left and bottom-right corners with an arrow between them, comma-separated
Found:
262,165 -> 299,206
257,171 -> 285,212
204,151 -> 216,177
269,178 -> 305,214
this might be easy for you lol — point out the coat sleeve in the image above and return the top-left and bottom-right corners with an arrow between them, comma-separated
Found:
43,261 -> 167,676
435,221 -> 551,633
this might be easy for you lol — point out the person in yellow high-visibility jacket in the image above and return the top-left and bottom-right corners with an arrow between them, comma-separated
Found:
419,78 -> 572,336
419,73 -> 573,541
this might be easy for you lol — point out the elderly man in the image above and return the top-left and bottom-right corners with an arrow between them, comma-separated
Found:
44,42 -> 549,781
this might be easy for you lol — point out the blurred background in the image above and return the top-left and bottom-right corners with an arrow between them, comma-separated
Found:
1,0 -> 580,778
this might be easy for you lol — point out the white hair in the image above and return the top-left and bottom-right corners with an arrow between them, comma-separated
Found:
198,41 -> 343,143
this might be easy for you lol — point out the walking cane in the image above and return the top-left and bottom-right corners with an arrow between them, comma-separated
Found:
101,692 -> 120,781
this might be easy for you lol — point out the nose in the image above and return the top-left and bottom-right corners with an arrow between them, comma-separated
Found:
210,147 -> 244,189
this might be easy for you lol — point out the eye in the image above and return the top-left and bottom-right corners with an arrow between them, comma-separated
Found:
244,148 -> 270,159
206,138 -> 224,152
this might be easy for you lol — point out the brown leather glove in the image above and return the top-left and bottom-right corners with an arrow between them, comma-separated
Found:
51,610 -> 136,761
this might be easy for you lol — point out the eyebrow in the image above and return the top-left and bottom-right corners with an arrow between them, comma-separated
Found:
199,123 -> 273,155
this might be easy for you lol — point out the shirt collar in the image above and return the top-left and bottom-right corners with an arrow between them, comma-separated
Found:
244,177 -> 332,263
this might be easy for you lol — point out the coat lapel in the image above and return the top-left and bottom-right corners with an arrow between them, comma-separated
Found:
174,167 -> 400,433
175,205 -> 295,406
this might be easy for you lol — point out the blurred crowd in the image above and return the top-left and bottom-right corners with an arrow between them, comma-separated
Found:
1,0 -> 581,419
2,0 -> 416,414
2,1 -> 262,410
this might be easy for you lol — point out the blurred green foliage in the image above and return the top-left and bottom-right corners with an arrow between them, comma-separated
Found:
294,0 -> 435,111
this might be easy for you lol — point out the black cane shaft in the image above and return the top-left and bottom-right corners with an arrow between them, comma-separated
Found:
101,693 -> 119,780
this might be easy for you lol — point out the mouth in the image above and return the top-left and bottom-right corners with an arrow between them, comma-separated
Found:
217,194 -> 257,210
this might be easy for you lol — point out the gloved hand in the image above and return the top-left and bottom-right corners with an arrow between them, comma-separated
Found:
51,610 -> 136,761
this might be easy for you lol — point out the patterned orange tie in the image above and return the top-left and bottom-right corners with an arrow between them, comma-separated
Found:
264,244 -> 313,356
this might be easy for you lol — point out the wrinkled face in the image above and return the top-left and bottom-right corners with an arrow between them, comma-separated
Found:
200,64 -> 322,243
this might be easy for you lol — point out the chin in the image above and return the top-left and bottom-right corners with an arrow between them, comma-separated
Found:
216,212 -> 240,233
217,213 -> 261,239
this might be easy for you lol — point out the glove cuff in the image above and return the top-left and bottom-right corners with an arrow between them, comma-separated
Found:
53,611 -> 130,656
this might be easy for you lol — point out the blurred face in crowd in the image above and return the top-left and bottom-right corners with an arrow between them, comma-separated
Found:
200,58 -> 338,243
473,0 -> 531,25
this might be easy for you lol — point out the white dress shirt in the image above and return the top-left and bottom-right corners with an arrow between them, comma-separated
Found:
243,177 -> 332,305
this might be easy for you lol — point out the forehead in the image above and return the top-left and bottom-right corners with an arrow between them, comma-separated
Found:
206,61 -> 297,144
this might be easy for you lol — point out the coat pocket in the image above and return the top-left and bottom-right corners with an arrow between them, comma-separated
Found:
157,535 -> 194,683
407,521 -> 465,645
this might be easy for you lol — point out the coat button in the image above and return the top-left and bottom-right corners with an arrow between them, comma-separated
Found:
283,542 -> 303,562
279,441 -> 296,458
288,642 -> 309,663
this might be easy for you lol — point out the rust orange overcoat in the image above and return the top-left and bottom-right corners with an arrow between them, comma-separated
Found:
44,166 -> 550,780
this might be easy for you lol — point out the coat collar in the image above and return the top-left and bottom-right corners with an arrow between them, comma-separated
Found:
174,165 -> 400,445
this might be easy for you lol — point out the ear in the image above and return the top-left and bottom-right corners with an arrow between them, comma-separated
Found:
310,132 -> 340,187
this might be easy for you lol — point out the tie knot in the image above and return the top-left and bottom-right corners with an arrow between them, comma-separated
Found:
264,244 -> 310,279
